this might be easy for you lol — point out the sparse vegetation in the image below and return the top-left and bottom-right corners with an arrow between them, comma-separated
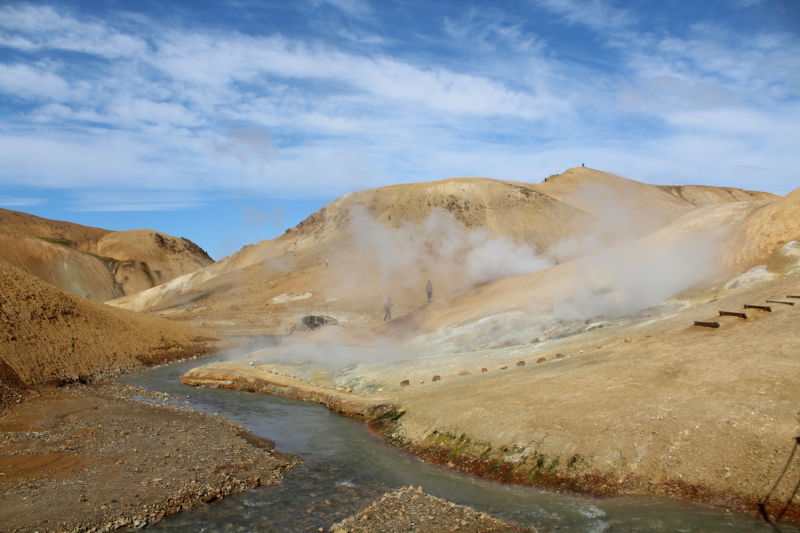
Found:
86,252 -> 119,264
39,237 -> 72,246
140,261 -> 156,286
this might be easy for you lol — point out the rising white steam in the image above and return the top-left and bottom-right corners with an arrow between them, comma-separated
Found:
553,233 -> 723,320
246,325 -> 410,370
349,206 -> 551,288
551,198 -> 736,320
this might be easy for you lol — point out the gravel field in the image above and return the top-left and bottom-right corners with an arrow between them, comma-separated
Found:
0,381 -> 301,533
329,487 -> 529,533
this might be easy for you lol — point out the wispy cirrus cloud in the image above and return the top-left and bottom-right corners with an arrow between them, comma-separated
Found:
0,62 -> 70,100
0,4 -> 146,57
0,0 -> 797,213
310,0 -> 374,21
532,0 -> 636,32
0,195 -> 47,207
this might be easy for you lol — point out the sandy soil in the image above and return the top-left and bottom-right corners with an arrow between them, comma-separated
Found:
0,381 -> 300,533
723,187 -> 800,272
0,208 -> 213,302
329,487 -> 526,533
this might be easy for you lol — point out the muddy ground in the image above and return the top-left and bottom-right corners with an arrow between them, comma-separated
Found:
0,382 -> 300,533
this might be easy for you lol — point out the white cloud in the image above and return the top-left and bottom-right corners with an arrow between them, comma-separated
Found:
0,4 -> 147,57
0,2 -> 797,205
309,0 -> 373,20
533,0 -> 636,32
0,63 -> 70,100
444,9 -> 544,55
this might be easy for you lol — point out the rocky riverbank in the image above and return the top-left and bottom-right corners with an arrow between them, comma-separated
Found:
0,381 -> 300,533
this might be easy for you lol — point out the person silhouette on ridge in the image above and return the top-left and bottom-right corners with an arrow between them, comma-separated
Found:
426,280 -> 433,303
383,297 -> 393,321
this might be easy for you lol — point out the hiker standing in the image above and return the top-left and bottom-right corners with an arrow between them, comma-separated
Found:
383,297 -> 393,321
426,280 -> 433,303
325,258 -> 328,267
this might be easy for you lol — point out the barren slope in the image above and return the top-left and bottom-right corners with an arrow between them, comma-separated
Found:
722,187 -> 800,272
0,209 -> 214,301
0,260 -> 225,408
109,169 -> 774,335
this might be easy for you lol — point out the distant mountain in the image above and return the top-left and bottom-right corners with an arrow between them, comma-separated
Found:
107,167 -> 776,336
0,209 -> 214,302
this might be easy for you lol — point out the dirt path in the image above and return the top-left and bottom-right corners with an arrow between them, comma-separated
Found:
0,382 -> 300,533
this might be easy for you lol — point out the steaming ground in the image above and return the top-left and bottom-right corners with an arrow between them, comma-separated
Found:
173,171 -> 800,518
184,262 -> 800,519
108,167 -> 774,337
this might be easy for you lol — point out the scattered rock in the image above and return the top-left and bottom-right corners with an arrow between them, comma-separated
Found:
432,375 -> 441,382
516,361 -> 525,366
458,370 -> 470,376
555,353 -> 565,359
329,487 -> 527,533
536,358 -> 546,363
481,368 -> 488,373
400,380 -> 410,387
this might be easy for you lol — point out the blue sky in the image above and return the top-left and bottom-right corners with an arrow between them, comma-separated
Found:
1,0 -> 799,259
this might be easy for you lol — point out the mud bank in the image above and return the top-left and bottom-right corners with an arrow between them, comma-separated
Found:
180,364 -> 800,525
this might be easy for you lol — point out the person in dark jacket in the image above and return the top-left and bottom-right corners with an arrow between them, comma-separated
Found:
383,297 -> 393,321
426,280 -> 433,303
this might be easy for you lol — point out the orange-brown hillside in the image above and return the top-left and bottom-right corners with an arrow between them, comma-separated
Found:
0,260 -> 225,410
0,209 -> 214,302
109,168 -> 775,335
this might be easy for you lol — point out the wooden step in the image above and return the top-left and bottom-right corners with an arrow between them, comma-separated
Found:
719,311 -> 747,319
694,321 -> 721,328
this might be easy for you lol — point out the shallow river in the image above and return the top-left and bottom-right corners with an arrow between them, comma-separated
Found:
120,340 -> 794,533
